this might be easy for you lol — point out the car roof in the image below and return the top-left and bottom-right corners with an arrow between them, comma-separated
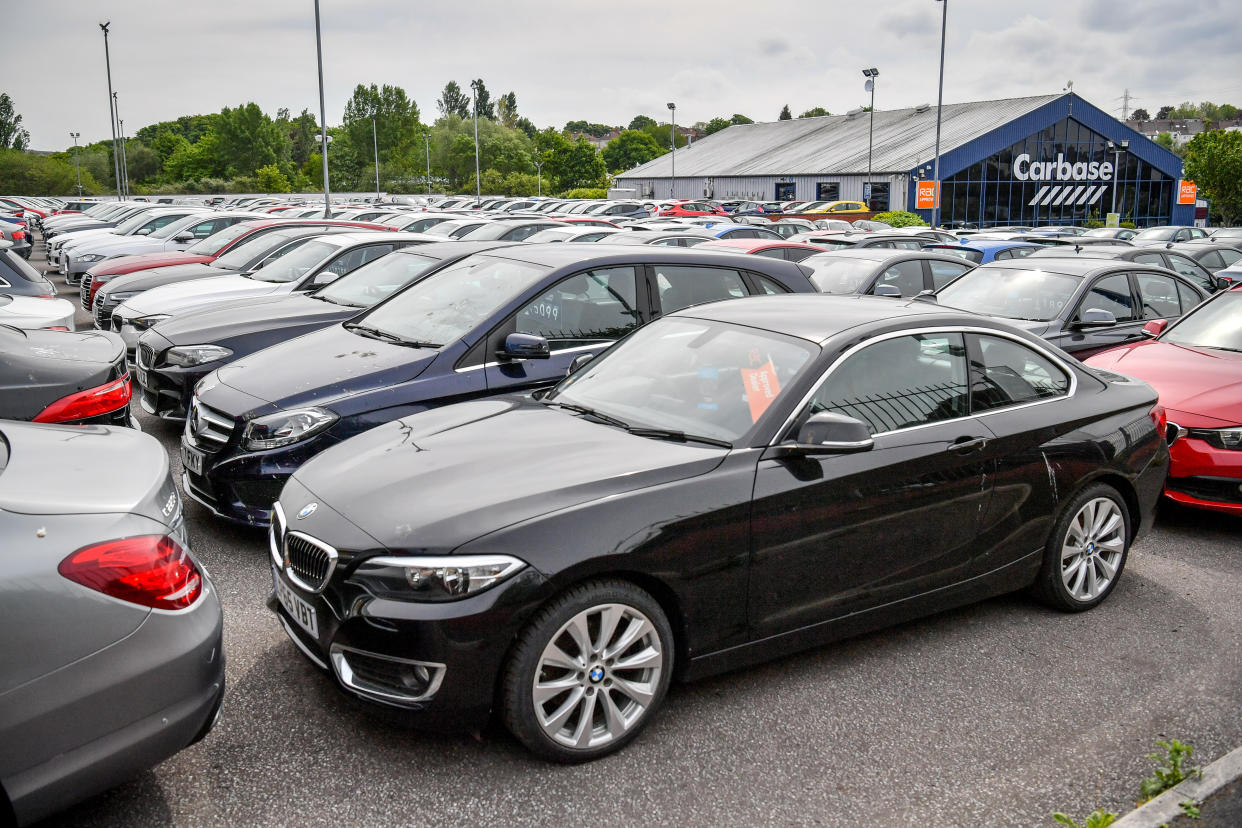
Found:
975,257 -> 1161,277
483,242 -> 809,272
929,240 -> 1042,252
695,239 -> 820,252
674,293 -> 970,344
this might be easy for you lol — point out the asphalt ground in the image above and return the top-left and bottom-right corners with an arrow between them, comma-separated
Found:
31,238 -> 1242,827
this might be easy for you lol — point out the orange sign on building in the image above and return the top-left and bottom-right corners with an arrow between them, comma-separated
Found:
1177,180 -> 1197,205
915,180 -> 939,210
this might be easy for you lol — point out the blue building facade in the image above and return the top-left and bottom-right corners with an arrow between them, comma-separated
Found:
908,95 -> 1191,228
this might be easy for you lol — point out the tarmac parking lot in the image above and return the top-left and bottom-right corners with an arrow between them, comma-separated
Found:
36,243 -> 1242,827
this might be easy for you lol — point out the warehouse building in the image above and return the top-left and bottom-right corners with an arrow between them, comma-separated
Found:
613,93 -> 1193,228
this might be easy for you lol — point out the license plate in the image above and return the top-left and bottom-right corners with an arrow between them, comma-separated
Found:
180,444 -> 204,475
135,365 -> 148,388
273,565 -> 319,638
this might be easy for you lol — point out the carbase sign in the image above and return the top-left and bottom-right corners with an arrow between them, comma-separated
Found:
1014,153 -> 1113,182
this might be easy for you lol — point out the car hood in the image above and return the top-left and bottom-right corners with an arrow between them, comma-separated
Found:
121,274 -> 285,317
0,296 -> 75,326
156,293 -> 354,346
290,398 -> 728,551
215,322 -> 438,407
88,250 -> 215,277
0,421 -> 169,516
58,228 -> 119,247
74,235 -> 165,256
1085,340 -> 1242,423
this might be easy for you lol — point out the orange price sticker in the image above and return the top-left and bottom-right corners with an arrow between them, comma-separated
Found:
741,360 -> 781,422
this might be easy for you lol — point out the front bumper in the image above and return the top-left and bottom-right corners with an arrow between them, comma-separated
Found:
1165,435 -> 1242,515
133,335 -> 211,420
268,552 -> 548,730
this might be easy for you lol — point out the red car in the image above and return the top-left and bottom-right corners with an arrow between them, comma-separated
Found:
81,217 -> 394,306
1085,285 -> 1242,515
658,201 -> 728,218
692,238 -> 828,262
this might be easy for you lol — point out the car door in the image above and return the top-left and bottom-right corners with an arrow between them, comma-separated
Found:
1053,271 -> 1143,356
748,331 -> 992,636
1134,270 -> 1194,322
482,266 -> 644,394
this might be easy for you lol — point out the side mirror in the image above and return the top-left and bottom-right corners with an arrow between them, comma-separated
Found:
1074,308 -> 1117,329
567,352 -> 595,375
135,228 -> 151,235
174,231 -> 194,243
499,332 -> 550,360
772,412 -> 874,457
1141,319 -> 1168,338
872,284 -> 902,297
310,271 -> 340,288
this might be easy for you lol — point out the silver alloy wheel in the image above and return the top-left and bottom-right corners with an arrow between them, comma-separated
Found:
1060,496 -> 1125,601
533,602 -> 664,749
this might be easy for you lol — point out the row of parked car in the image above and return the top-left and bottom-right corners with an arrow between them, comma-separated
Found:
1,193 -> 1239,824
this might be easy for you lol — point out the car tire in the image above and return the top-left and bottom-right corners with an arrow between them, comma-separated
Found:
501,579 -> 674,763
1032,482 -> 1131,612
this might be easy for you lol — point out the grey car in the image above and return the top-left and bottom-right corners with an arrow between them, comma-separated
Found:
0,421 -> 224,826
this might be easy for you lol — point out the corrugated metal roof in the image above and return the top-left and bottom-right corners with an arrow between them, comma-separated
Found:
620,94 -> 1063,178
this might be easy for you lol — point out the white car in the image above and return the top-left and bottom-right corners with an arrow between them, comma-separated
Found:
110,231 -> 427,349
61,211 -> 229,274
0,294 -> 76,330
57,209 -> 209,275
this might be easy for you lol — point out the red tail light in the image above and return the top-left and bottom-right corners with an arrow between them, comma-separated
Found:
33,374 -> 132,423
12,230 -> 25,240
1149,404 -> 1168,440
59,535 -> 202,610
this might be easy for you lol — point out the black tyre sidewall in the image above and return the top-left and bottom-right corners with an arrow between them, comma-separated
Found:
1037,482 -> 1131,612
501,580 -> 674,763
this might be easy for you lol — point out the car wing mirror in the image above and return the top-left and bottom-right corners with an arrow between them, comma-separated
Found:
135,228 -> 152,235
499,332 -> 550,361
770,412 -> 874,457
567,352 -> 595,375
174,231 -> 194,242
1141,318 -> 1168,338
872,284 -> 902,297
1074,308 -> 1117,329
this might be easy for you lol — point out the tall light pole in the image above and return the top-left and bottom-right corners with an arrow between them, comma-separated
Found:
70,132 -> 83,196
99,22 -> 123,201
666,102 -> 676,199
1106,139 -> 1129,215
471,85 -> 481,204
534,158 -> 544,197
371,115 -> 380,197
313,0 -> 331,217
114,92 -> 130,198
931,0 -> 947,228
423,132 -> 431,196
862,68 -> 879,208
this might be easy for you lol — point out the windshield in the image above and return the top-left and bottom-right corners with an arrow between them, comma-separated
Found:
149,214 -> 200,240
248,240 -> 340,283
356,254 -> 549,346
214,229 -> 309,271
316,252 -> 442,307
937,267 -> 1081,321
1162,292 -> 1242,352
1133,227 -> 1177,241
1084,228 -> 1122,237
549,317 -> 817,443
187,222 -> 260,256
802,256 -> 882,293
114,212 -> 155,234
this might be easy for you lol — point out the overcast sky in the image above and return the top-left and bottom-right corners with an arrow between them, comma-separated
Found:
5,0 -> 1241,150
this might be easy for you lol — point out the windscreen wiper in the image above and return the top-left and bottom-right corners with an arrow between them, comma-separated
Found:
344,322 -> 439,348
543,400 -> 630,429
624,427 -> 733,448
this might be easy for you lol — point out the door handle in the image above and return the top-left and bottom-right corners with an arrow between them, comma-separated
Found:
950,436 -> 987,454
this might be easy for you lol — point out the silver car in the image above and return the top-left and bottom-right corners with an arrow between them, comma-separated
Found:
0,421 -> 224,826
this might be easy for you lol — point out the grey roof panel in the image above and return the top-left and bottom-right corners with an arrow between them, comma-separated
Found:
620,95 -> 1062,178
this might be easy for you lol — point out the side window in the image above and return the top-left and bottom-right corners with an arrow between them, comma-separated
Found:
873,259 -> 925,296
753,248 -> 785,259
1078,273 -> 1135,322
1176,280 -> 1202,311
806,333 -> 969,435
653,265 -> 747,314
652,237 -> 682,247
929,259 -> 971,289
993,249 -> 1015,261
1135,273 -> 1182,319
1219,249 -> 1242,267
1198,251 -> 1226,270
1133,253 -> 1164,266
755,275 -> 791,294
893,239 -> 924,250
969,334 -> 1070,413
322,244 -> 394,279
1007,246 -> 1037,259
1165,255 -> 1214,292
190,219 -> 221,238
783,247 -> 819,262
514,267 -> 639,349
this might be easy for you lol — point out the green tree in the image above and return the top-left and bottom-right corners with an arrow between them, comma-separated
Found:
703,117 -> 732,136
122,139 -> 162,183
0,93 -> 30,150
514,116 -> 537,138
564,120 -> 615,138
779,105 -> 792,120
799,107 -> 830,118
497,92 -> 519,128
342,83 -> 422,181
164,132 -> 224,182
211,103 -> 290,177
1183,129 -> 1242,225
602,129 -> 662,172
436,81 -> 470,119
0,148 -> 100,194
255,163 -> 292,193
1156,105 -> 1174,120
1129,108 -> 1150,122
730,113 -> 754,125
288,108 -> 319,166
628,115 -> 657,131
469,79 -> 495,119
554,136 -> 608,191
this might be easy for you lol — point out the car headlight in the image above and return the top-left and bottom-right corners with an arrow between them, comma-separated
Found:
351,554 -> 526,601
165,344 -> 233,367
1186,427 -> 1242,450
102,290 -> 138,305
78,253 -> 105,262
131,314 -> 171,330
243,407 -> 338,450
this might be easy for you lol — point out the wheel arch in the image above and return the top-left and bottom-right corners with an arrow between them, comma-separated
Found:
1072,471 -> 1142,542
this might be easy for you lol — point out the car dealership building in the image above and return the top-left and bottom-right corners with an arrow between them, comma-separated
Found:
613,93 -> 1193,228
